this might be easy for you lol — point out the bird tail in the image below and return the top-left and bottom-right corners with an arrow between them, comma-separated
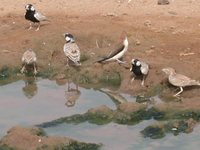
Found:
190,80 -> 200,86
45,18 -> 51,22
96,57 -> 108,63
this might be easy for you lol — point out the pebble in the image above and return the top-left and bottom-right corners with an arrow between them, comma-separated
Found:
172,127 -> 178,131
2,50 -> 10,53
151,45 -> 155,49
144,20 -> 151,27
135,39 -> 141,45
168,11 -> 177,15
158,0 -> 170,5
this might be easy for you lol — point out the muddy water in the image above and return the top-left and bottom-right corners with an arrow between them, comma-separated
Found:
0,78 -> 135,137
44,121 -> 200,150
1,78 -> 200,150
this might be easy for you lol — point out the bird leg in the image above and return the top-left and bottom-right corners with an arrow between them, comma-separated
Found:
141,75 -> 146,86
116,59 -> 126,64
35,22 -> 40,31
33,63 -> 38,75
131,77 -> 135,83
66,58 -> 69,67
28,22 -> 32,30
174,87 -> 183,97
21,64 -> 26,74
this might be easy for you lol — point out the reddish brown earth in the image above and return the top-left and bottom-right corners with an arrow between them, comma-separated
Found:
0,0 -> 200,148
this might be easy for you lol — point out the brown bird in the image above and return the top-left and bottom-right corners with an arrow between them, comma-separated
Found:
63,33 -> 81,66
21,49 -> 38,75
162,67 -> 200,97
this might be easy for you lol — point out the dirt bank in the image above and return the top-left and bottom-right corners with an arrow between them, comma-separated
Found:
1,0 -> 200,149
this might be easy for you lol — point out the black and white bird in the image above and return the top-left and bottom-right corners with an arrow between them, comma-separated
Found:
21,49 -> 38,75
63,33 -> 81,66
97,32 -> 128,64
130,59 -> 149,86
25,4 -> 48,31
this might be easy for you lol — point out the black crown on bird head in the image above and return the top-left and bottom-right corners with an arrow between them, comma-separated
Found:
64,33 -> 75,43
131,59 -> 141,66
25,4 -> 35,11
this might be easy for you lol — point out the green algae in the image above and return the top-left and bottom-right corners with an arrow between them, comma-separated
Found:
38,106 -> 165,127
0,144 -> 15,150
141,126 -> 165,139
54,141 -> 101,150
144,84 -> 166,97
0,66 -> 21,86
98,71 -> 121,87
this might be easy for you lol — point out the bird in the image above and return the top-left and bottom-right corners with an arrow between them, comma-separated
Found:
162,67 -> 200,97
130,59 -> 149,86
63,33 -> 81,66
21,49 -> 38,75
97,32 -> 128,64
25,4 -> 48,31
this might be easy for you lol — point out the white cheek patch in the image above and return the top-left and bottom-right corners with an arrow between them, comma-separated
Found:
31,6 -> 35,11
65,36 -> 71,42
136,61 -> 141,66
131,59 -> 135,64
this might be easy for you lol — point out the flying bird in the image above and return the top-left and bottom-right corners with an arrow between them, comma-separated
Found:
21,49 -> 38,75
97,32 -> 128,64
63,33 -> 81,66
130,59 -> 149,86
25,4 -> 48,31
162,67 -> 200,97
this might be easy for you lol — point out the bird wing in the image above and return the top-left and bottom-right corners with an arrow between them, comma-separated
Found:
64,43 -> 80,63
22,51 -> 37,64
140,62 -> 149,75
169,73 -> 194,87
34,11 -> 47,21
97,44 -> 125,63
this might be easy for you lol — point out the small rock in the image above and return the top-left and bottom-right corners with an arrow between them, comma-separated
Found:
168,11 -> 177,15
158,0 -> 170,5
171,127 -> 177,131
55,73 -> 66,80
151,45 -> 155,49
2,50 -> 10,53
136,96 -> 150,103
135,39 -> 141,45
103,13 -> 118,17
144,20 -> 151,27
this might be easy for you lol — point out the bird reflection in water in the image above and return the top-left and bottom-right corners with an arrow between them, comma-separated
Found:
65,82 -> 81,107
22,77 -> 38,99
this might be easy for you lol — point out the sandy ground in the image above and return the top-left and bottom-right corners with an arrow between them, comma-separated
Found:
1,0 -> 200,149
0,0 -> 200,101
0,0 -> 200,103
